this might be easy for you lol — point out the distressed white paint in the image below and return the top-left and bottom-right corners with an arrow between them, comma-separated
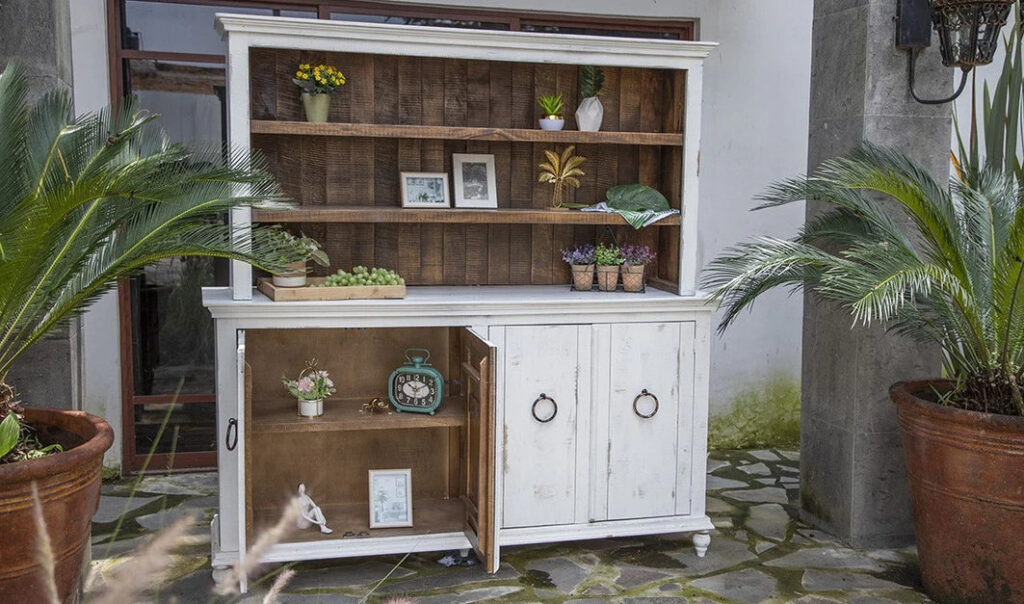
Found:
501,325 -> 581,528
607,322 -> 683,520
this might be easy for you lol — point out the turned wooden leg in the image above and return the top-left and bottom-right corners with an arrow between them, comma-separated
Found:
693,531 -> 711,558
458,548 -> 470,557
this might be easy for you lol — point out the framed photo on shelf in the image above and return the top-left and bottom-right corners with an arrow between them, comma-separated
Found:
452,153 -> 498,209
400,172 -> 450,208
368,469 -> 413,528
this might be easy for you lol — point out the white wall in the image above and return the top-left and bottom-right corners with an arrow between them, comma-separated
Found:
70,0 -> 813,471
70,0 -> 122,469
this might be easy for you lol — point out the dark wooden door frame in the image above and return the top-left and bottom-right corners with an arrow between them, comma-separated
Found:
108,0 -> 694,473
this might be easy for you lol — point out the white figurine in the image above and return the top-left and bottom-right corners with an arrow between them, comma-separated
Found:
296,483 -> 333,534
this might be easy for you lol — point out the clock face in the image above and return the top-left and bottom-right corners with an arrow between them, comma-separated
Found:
392,372 -> 438,408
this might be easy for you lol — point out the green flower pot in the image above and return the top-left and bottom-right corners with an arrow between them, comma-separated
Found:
301,92 -> 331,123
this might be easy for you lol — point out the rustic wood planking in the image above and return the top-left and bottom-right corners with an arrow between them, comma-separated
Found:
250,49 -> 684,287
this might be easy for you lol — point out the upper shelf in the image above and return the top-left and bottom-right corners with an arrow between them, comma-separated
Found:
252,206 -> 680,226
250,120 -> 683,147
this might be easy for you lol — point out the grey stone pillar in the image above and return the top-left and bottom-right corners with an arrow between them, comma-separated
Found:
802,0 -> 949,547
0,0 -> 78,409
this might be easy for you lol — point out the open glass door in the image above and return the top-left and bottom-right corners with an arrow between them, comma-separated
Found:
460,328 -> 499,573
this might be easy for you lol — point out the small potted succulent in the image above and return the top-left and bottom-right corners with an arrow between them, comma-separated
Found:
269,229 -> 330,287
284,359 -> 336,418
575,66 -> 605,132
621,245 -> 655,292
538,94 -> 566,131
562,244 -> 596,290
595,243 -> 624,291
293,63 -> 347,123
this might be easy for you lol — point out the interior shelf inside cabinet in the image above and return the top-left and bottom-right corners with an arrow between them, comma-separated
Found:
251,120 -> 683,146
251,398 -> 466,433
252,207 -> 680,226
253,498 -> 465,543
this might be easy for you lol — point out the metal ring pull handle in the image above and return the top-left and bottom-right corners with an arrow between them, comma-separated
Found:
531,393 -> 558,423
226,418 -> 238,451
633,389 -> 659,419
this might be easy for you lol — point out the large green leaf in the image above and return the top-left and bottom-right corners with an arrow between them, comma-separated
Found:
0,414 -> 20,459
605,184 -> 670,212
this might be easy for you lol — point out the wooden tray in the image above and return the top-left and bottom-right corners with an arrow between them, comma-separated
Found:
257,278 -> 406,301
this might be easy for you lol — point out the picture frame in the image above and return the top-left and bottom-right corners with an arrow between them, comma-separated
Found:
452,153 -> 498,209
368,469 -> 413,528
400,172 -> 450,209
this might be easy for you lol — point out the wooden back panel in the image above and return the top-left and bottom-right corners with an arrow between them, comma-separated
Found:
251,49 -> 683,286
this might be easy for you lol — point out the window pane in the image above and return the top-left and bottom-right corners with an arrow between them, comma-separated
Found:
134,402 -> 216,455
331,12 -> 510,30
124,2 -> 315,54
520,24 -> 681,39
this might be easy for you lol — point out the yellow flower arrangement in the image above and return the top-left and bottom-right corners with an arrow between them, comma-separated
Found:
293,63 -> 347,94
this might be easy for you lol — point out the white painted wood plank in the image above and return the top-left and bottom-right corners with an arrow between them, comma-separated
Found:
679,64 -> 704,295
500,514 -> 715,546
573,327 -> 592,525
588,324 -> 611,523
214,322 -> 241,558
683,317 -> 711,517
227,33 -> 253,301
262,531 -> 471,563
234,330 -> 247,593
607,323 -> 681,520
502,325 -> 579,528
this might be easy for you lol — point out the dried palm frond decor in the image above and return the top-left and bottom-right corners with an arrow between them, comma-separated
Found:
538,145 -> 586,210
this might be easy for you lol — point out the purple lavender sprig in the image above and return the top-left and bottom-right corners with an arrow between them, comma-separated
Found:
621,245 -> 656,266
562,244 -> 596,265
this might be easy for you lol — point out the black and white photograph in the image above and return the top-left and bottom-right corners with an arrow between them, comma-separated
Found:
368,469 -> 413,528
400,172 -> 451,208
452,153 -> 498,209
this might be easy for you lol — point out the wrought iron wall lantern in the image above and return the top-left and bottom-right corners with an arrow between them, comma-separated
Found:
897,0 -> 1016,104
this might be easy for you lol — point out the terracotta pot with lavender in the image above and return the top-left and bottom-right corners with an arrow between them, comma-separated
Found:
595,243 -> 623,292
621,245 -> 656,292
293,63 -> 347,123
562,244 -> 596,290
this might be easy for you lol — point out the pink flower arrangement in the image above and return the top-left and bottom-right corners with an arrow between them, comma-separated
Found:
283,362 -> 336,401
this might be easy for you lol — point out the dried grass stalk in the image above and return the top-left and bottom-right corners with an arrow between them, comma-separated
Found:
215,497 -> 299,595
261,568 -> 295,604
30,483 -> 59,604
89,513 -> 194,604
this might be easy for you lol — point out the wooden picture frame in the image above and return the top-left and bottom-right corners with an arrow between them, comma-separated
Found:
368,469 -> 414,528
452,153 -> 498,209
400,172 -> 451,208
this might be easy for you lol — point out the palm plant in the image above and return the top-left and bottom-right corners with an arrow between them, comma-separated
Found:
0,64 -> 302,458
705,144 -> 1024,417
538,145 -> 586,210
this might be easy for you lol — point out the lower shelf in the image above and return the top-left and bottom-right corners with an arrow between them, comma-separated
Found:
254,497 -> 465,544
251,397 -> 466,433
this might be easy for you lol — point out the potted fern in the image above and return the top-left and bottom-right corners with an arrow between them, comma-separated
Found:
595,243 -> 624,291
562,244 -> 596,290
0,64 -> 303,602
575,66 -> 605,132
705,144 -> 1024,603
621,245 -> 655,292
537,94 -> 566,131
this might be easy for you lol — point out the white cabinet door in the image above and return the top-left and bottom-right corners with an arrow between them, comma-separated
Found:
606,322 -> 694,520
501,325 -> 584,528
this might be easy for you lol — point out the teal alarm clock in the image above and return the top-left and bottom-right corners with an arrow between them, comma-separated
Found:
388,348 -> 444,415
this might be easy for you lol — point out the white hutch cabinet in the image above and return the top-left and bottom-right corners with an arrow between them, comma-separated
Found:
203,13 -> 716,590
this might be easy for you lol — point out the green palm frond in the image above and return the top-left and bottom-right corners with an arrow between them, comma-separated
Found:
0,64 -> 303,377
705,142 -> 1024,415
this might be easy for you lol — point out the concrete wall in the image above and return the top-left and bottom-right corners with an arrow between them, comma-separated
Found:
68,0 -> 812,470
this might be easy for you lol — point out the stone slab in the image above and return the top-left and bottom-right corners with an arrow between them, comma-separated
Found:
720,487 -> 790,505
691,568 -> 779,604
802,568 -> 903,592
286,561 -> 414,591
749,450 -> 781,461
706,476 -> 749,490
414,585 -> 523,603
764,548 -> 886,572
526,557 -> 589,593
667,536 -> 756,575
746,503 -> 791,542
92,495 -> 159,524
134,472 -> 217,496
737,462 -> 771,476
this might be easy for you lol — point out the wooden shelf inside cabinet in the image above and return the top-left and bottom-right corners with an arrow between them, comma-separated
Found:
251,398 -> 465,433
252,207 -> 681,226
251,120 -> 683,147
253,498 -> 464,543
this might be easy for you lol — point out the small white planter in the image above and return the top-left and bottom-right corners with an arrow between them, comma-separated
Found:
539,117 -> 565,131
298,398 -> 324,418
575,97 -> 604,132
273,261 -> 307,287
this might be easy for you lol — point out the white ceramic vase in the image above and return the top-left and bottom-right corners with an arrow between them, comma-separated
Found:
575,97 -> 604,132
539,117 -> 565,131
298,398 -> 324,418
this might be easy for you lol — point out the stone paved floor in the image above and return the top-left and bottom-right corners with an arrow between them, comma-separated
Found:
88,450 -> 932,603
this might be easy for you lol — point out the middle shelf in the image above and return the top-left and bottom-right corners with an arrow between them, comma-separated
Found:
252,206 -> 680,226
251,397 -> 466,433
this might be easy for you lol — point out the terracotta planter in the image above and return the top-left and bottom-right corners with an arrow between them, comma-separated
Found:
596,265 -> 620,291
0,408 -> 113,603
890,380 -> 1024,603
273,261 -> 307,287
571,264 -> 595,290
301,92 -> 330,123
622,264 -> 646,292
